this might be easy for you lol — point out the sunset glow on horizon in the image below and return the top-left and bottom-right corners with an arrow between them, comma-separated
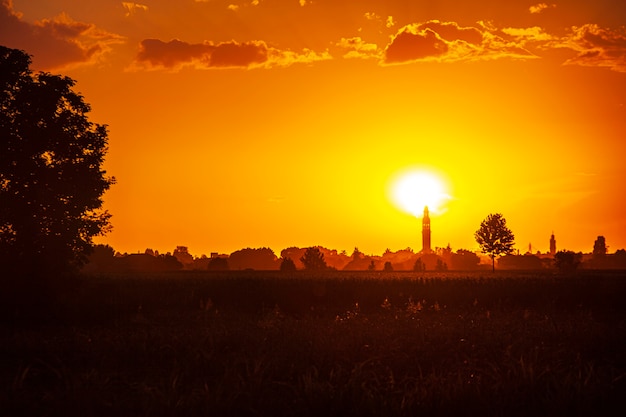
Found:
3,0 -> 625,257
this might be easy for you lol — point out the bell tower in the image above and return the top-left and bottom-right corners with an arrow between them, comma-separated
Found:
422,206 -> 432,253
550,232 -> 556,256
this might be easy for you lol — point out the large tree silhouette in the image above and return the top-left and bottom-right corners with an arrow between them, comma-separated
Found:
475,213 -> 515,272
0,46 -> 114,277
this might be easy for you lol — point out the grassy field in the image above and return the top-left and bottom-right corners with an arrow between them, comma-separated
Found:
1,270 -> 626,416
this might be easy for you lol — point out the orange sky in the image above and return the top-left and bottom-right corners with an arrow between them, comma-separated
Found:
2,0 -> 625,257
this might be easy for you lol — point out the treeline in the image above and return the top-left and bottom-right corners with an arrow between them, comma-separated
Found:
83,245 -> 490,273
83,243 -> 626,274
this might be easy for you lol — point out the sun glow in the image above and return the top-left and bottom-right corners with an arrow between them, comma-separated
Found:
389,169 -> 451,218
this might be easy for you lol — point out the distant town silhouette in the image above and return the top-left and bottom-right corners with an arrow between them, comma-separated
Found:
86,206 -> 626,273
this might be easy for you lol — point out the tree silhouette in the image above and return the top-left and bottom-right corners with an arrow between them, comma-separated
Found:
229,247 -> 278,270
475,213 -> 515,272
413,258 -> 424,272
0,46 -> 114,277
207,257 -> 229,271
279,257 -> 296,272
83,244 -> 116,273
300,247 -> 327,271
554,250 -> 582,273
593,236 -> 607,257
450,249 -> 480,270
436,259 -> 448,271
383,261 -> 393,272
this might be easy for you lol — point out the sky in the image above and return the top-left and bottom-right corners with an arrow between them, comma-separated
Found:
2,0 -> 626,257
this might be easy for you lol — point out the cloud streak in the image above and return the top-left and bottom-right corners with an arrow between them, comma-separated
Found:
0,0 -> 124,70
336,37 -> 379,59
557,24 -> 626,72
133,38 -> 330,70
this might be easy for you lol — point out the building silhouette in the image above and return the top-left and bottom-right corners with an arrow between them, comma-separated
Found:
422,206 -> 432,253
550,232 -> 556,256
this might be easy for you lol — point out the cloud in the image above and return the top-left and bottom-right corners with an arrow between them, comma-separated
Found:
383,20 -> 534,65
386,16 -> 396,28
556,24 -> 626,72
335,37 -> 379,59
384,26 -> 448,64
133,38 -> 330,70
502,26 -> 554,42
418,20 -> 484,44
395,21 -> 626,72
0,0 -> 124,70
529,3 -> 555,14
122,2 -> 148,17
267,48 -> 331,67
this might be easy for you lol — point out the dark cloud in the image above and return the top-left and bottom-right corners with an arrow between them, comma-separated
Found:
384,27 -> 448,64
383,21 -> 533,65
135,39 -> 267,69
135,39 -> 215,68
134,38 -> 329,70
0,0 -> 123,70
210,41 -> 268,67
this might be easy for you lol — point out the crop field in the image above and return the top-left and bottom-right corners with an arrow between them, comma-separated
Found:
1,270 -> 626,416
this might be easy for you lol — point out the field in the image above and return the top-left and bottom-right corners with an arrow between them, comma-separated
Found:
2,270 -> 626,416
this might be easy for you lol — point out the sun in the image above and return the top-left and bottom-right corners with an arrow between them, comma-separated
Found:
389,169 -> 451,217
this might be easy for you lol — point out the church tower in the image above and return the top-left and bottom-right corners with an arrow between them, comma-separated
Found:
550,232 -> 556,256
422,206 -> 432,253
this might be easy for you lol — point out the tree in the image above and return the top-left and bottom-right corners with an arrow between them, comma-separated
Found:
554,250 -> 582,273
82,244 -> 116,273
383,261 -> 393,272
351,247 -> 363,261
279,257 -> 296,272
435,259 -> 448,271
475,213 -> 515,272
173,246 -> 194,267
413,258 -> 424,272
300,247 -> 327,271
593,236 -> 607,257
229,247 -> 278,270
450,249 -> 480,270
0,47 -> 114,276
207,257 -> 229,271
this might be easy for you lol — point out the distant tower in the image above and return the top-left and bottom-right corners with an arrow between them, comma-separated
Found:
422,206 -> 432,253
549,232 -> 556,256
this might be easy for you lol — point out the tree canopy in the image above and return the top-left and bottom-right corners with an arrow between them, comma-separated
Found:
475,213 -> 515,271
279,257 -> 297,272
593,236 -> 607,257
300,247 -> 328,271
0,46 -> 114,276
554,250 -> 582,273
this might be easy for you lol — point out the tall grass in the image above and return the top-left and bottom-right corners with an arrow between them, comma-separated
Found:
1,270 -> 625,416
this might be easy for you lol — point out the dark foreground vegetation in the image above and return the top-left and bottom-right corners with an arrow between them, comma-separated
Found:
2,271 -> 626,416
